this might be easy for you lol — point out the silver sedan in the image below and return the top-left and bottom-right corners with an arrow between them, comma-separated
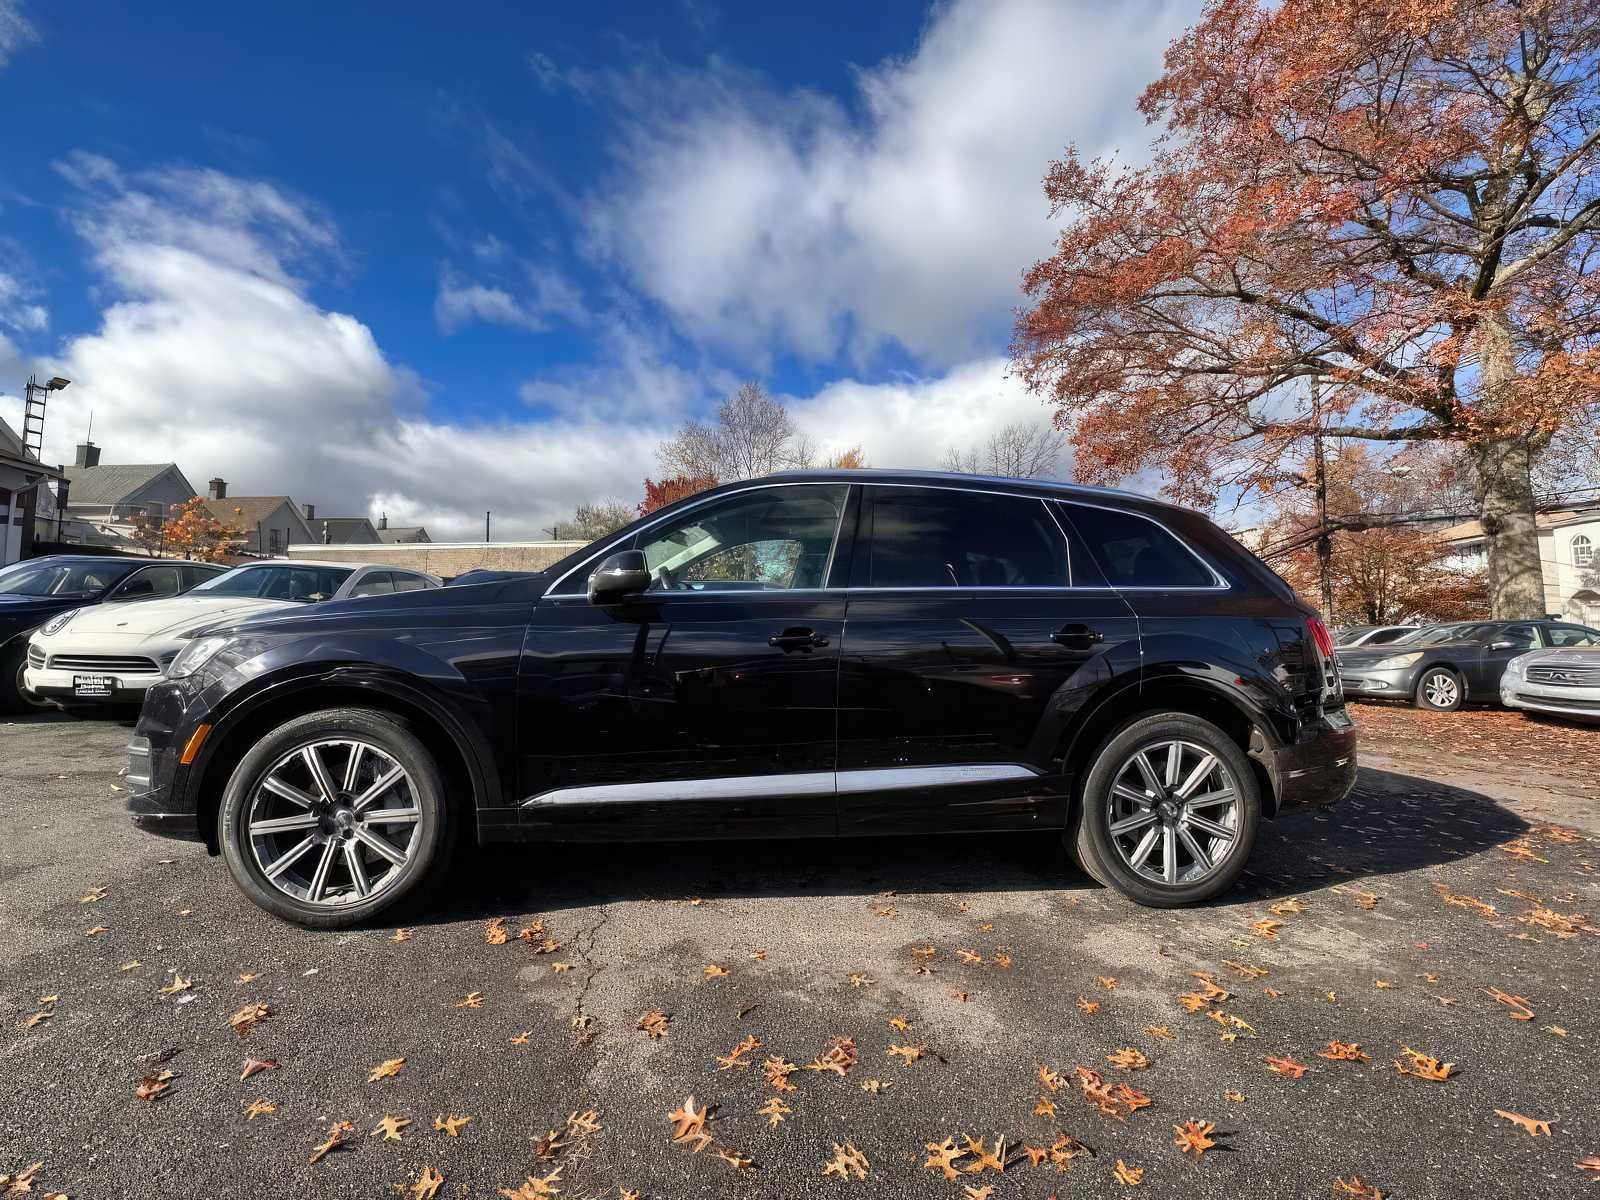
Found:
1501,646 -> 1600,722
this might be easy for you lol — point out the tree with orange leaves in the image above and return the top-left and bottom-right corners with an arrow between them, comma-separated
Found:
640,474 -> 719,515
1014,0 -> 1600,618
154,496 -> 242,562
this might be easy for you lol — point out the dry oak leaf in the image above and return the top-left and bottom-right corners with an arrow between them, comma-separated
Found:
368,1057 -> 406,1082
565,1110 -> 602,1137
0,1163 -> 43,1193
454,991 -> 485,1009
887,1044 -> 926,1066
847,972 -> 874,987
861,1079 -> 892,1094
1190,974 -> 1232,1002
713,1147 -> 754,1171
1318,1042 -> 1370,1063
533,1129 -> 566,1160
949,990 -> 971,1002
636,1009 -> 670,1039
118,961 -> 141,972
511,1031 -> 531,1046
1576,1156 -> 1600,1179
245,1098 -> 276,1119
390,927 -> 414,942
1034,1097 -> 1057,1117
822,1142 -> 870,1180
309,1120 -> 356,1164
1265,1056 -> 1309,1079
1107,1047 -> 1150,1071
228,1002 -> 271,1037
1075,1066 -> 1151,1119
762,1056 -> 798,1091
235,973 -> 260,985
80,886 -> 108,903
618,1192 -> 640,1200
158,975 -> 192,996
484,917 -> 510,945
517,919 -> 547,941
757,1097 -> 792,1128
1223,1090 -> 1246,1103
1251,919 -> 1284,939
1395,1047 -> 1455,1081
499,1168 -> 563,1198
956,948 -> 984,964
888,1015 -> 911,1032
962,1136 -> 1007,1174
1096,975 -> 1119,989
135,1070 -> 175,1101
411,1166 -> 445,1200
1173,1120 -> 1217,1158
550,962 -> 571,974
1269,898 -> 1306,916
1112,1159 -> 1144,1185
1223,960 -> 1269,979
83,926 -> 108,937
992,951 -> 1013,969
806,1036 -> 858,1076
1177,992 -> 1214,1013
1486,988 -> 1535,1021
911,945 -> 937,959
22,1011 -> 51,1029
1145,1025 -> 1176,1040
372,1114 -> 413,1142
747,949 -> 768,960
716,1034 -> 762,1070
923,1137 -> 968,1181
1332,1177 -> 1386,1198
1076,996 -> 1101,1015
433,1114 -> 472,1137
1494,1110 -> 1554,1137
703,964 -> 729,979
240,1056 -> 279,1080
667,1097 -> 711,1146
962,1188 -> 995,1200
1038,1064 -> 1067,1093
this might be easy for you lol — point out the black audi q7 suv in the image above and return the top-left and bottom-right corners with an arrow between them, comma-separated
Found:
127,470 -> 1356,927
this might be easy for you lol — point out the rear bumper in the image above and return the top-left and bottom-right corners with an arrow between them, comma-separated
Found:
1266,707 -> 1358,811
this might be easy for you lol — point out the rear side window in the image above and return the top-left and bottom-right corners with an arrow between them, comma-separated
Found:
1061,503 -> 1217,588
860,487 -> 1070,588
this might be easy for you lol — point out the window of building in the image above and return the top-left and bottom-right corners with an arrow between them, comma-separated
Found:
1573,534 -> 1593,568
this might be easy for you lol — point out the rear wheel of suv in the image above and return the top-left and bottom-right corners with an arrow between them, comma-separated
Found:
1414,667 -> 1463,711
1069,713 -> 1261,907
218,707 -> 452,928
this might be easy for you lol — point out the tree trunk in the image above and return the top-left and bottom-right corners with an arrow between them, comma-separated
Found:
1472,435 -> 1546,619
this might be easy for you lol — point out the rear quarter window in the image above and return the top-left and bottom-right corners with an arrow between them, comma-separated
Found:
1059,503 -> 1217,589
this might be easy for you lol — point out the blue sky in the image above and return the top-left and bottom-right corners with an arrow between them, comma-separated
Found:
0,0 -> 1194,538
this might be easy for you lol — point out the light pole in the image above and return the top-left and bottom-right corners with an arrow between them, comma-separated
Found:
21,375 -> 74,542
1310,377 -> 1334,622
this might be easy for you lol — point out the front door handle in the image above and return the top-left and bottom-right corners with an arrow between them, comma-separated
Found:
769,627 -> 829,652
1052,624 -> 1104,649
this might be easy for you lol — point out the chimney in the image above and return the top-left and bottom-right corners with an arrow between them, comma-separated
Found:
379,511 -> 388,530
209,477 -> 227,500
303,503 -> 315,520
75,441 -> 101,468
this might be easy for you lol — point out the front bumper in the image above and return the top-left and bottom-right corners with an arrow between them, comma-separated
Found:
1501,680 -> 1600,722
24,664 -> 160,705
1338,665 -> 1419,701
1266,706 -> 1358,811
127,677 -> 212,843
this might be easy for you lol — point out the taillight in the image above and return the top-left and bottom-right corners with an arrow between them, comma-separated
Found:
1306,616 -> 1341,703
1307,617 -> 1335,660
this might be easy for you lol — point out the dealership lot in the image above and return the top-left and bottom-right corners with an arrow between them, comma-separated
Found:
3,709 -> 1597,1199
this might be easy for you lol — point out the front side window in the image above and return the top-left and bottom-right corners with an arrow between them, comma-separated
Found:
1486,623 -> 1539,649
861,487 -> 1071,588
1548,625 -> 1600,646
0,559 -> 136,596
349,571 -> 395,597
1366,627 -> 1414,646
631,485 -> 847,592
191,564 -> 353,602
1574,535 -> 1594,567
112,565 -> 184,600
1062,503 -> 1216,588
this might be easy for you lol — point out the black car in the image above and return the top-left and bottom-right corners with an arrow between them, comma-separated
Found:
127,470 -> 1356,926
1337,619 -> 1600,710
0,554 -> 227,712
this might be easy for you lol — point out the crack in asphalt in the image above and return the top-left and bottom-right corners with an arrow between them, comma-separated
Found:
568,904 -> 611,1037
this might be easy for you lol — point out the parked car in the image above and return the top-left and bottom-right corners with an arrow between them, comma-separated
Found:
125,470 -> 1355,926
25,560 -> 440,706
1337,619 -> 1600,711
0,554 -> 228,712
1334,624 -> 1417,648
1501,644 -> 1600,722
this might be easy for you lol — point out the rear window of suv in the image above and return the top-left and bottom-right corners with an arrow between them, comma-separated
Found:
1061,503 -> 1217,588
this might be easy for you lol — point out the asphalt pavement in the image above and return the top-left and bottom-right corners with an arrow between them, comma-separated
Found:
1,709 -> 1596,1199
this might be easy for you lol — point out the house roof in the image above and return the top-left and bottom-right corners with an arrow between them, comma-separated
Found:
198,496 -> 308,532
62,462 -> 173,504
1439,505 -> 1600,543
312,517 -> 379,543
377,525 -> 429,543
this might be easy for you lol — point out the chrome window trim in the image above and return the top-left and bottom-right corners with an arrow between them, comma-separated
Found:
521,763 -> 1040,808
543,479 -> 1229,598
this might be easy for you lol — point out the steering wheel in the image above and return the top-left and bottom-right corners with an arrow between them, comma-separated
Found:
654,564 -> 684,591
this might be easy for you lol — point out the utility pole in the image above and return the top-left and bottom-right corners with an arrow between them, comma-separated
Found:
484,511 -> 492,543
1311,377 -> 1334,622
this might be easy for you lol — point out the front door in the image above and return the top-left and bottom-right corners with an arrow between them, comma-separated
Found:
1466,622 -> 1541,694
836,484 -> 1140,834
518,483 -> 851,840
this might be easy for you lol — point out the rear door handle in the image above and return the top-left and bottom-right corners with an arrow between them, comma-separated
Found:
1052,624 -> 1104,649
769,627 -> 829,652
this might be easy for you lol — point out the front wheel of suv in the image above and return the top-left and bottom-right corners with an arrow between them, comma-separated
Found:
218,707 -> 453,928
1069,713 -> 1261,908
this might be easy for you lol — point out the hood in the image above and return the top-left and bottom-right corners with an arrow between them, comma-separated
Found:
0,592 -> 90,629
1518,646 -> 1600,667
46,594 -> 295,639
1338,640 -> 1472,665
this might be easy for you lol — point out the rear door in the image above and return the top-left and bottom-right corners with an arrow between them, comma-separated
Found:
836,484 -> 1139,834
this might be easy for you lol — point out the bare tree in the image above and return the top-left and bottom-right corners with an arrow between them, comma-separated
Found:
659,382 -> 811,481
552,499 -> 635,542
943,421 -> 1064,479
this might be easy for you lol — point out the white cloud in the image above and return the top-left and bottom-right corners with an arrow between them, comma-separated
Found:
434,262 -> 584,333
0,270 -> 47,332
577,0 -> 1194,367
0,0 -> 37,71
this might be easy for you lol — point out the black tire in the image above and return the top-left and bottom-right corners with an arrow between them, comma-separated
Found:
0,639 -> 50,716
1413,667 -> 1464,711
218,707 -> 453,928
1069,712 -> 1261,908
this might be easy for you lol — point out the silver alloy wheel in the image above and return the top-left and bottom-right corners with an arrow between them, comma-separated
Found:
246,738 -> 422,907
15,656 -> 49,711
1104,738 -> 1239,887
1422,671 -> 1459,708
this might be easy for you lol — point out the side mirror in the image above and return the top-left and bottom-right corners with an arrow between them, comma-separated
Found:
587,550 -> 651,604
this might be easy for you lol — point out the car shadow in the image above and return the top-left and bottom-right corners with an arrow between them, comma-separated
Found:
419,766 -> 1531,924
3,707 -> 140,727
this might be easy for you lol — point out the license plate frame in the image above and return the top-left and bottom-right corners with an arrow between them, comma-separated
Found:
72,673 -> 116,698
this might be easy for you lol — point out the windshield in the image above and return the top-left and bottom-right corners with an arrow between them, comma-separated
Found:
189,564 -> 353,603
0,558 -> 137,597
1392,622 -> 1489,646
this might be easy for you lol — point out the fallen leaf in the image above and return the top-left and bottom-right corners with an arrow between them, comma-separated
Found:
1373,979 -> 1394,990
703,964 -> 729,979
433,1114 -> 472,1137
888,1015 -> 911,1032
961,1135 -> 1006,1174
1269,898 -> 1306,916
887,1044 -> 926,1066
245,1098 -> 276,1119
228,1001 -> 271,1037
956,948 -> 984,964
1332,1177 -> 1387,1198
1317,1042 -> 1370,1063
860,1079 -> 892,1094
158,975 -> 192,996
80,887 -> 108,903
822,1142 -> 870,1180
484,917 -> 509,945
1145,1025 -> 1176,1040
1264,1056 -> 1309,1079
22,1010 -> 51,1029
1034,1097 -> 1057,1117
716,1034 -> 762,1070
713,1147 -> 753,1171
1223,1089 -> 1246,1103
924,1137 -> 967,1181
411,1166 -> 445,1200
309,1121 -> 356,1164
83,926 -> 108,937
1112,1159 -> 1144,1185
1173,1120 -> 1216,1157
667,1097 -> 710,1147
551,962 -> 572,973
949,990 -> 970,1002
1222,960 -> 1269,979
390,928 -> 414,942
135,1070 -> 175,1101
637,1009 -> 670,1039
1251,919 -> 1284,939
1076,996 -> 1100,1014
1395,1047 -> 1455,1081
806,1036 -> 858,1076
847,972 -> 874,987
532,1128 -> 566,1160
1486,988 -> 1535,1021
757,1097 -> 792,1127
119,960 -> 141,972
1075,1066 -> 1151,1119
0,1163 -> 43,1194
511,1031 -> 531,1045
499,1168 -> 563,1198
371,1114 -> 413,1142
1577,1156 -> 1600,1180
235,972 -> 260,985
1096,975 -> 1119,989
1038,1064 -> 1067,1093
1494,1109 -> 1554,1137
368,1057 -> 406,1082
454,991 -> 485,1009
992,952 -> 1013,969
1107,1047 -> 1150,1071
240,1056 -> 279,1080
762,1056 -> 798,1091
911,945 -> 937,960
962,1187 -> 994,1200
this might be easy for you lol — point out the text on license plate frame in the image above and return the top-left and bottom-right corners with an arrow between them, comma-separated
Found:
72,673 -> 116,698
